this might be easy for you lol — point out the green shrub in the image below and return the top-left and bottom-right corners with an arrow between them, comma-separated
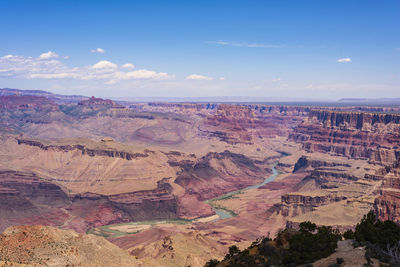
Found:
204,211 -> 400,267
354,211 -> 400,265
282,224 -> 341,265
336,257 -> 344,264
343,229 -> 355,239
204,259 -> 219,267
355,211 -> 400,249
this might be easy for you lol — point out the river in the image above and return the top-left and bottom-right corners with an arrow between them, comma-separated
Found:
206,163 -> 279,220
89,164 -> 279,237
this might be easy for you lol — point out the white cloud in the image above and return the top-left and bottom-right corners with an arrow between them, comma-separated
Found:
207,41 -> 285,48
122,63 -> 135,69
0,53 -> 174,83
186,74 -> 213,81
124,69 -> 169,79
92,60 -> 118,69
38,51 -> 59,60
110,70 -> 172,82
91,48 -> 105,53
337,58 -> 351,63
28,73 -> 79,79
219,77 -> 226,81
271,78 -> 281,82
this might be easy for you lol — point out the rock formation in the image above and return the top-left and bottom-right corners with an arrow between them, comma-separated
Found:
78,96 -> 125,109
0,169 -> 179,233
0,95 -> 59,111
17,137 -> 149,160
173,150 -> 268,201
290,110 -> 400,165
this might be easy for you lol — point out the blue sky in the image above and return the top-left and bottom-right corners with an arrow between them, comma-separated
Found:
0,0 -> 399,99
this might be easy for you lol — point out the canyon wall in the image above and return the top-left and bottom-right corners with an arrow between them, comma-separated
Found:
0,170 -> 179,233
290,110 -> 400,223
0,95 -> 59,111
290,110 -> 400,165
17,138 -> 150,160
374,159 -> 400,223
173,150 -> 268,201
203,104 -> 306,144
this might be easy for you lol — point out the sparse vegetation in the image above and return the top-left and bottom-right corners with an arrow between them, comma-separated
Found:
343,229 -> 355,239
336,257 -> 344,264
282,222 -> 341,265
204,221 -> 341,266
353,211 -> 400,266
205,212 -> 400,267
205,259 -> 220,267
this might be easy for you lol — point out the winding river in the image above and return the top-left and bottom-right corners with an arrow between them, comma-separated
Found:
206,163 -> 279,220
90,164 -> 279,237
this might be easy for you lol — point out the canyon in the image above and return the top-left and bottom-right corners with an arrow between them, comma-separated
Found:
1,89 -> 400,266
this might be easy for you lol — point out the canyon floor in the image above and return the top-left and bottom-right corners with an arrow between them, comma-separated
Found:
1,90 -> 400,266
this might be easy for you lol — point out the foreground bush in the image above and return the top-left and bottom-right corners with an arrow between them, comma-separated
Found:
205,221 -> 341,266
282,222 -> 341,264
354,211 -> 400,265
205,211 -> 400,266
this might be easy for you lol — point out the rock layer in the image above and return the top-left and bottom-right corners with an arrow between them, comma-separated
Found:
17,138 -> 149,160
0,170 -> 178,233
290,110 -> 400,165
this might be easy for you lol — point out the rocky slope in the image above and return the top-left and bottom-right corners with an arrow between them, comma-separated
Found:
0,225 -> 141,266
111,227 -> 227,267
0,169 -> 179,233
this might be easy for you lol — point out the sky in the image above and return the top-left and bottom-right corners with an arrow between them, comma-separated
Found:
0,0 -> 399,100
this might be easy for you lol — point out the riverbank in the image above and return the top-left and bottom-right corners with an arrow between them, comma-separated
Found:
89,163 -> 279,238
206,164 -> 279,220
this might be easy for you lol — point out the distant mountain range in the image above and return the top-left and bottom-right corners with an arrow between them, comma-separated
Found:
0,88 -> 88,104
338,98 -> 400,104
2,88 -> 400,106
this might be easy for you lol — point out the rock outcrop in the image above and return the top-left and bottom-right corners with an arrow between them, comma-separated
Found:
17,138 -> 149,160
278,193 -> 347,217
293,156 -> 351,173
